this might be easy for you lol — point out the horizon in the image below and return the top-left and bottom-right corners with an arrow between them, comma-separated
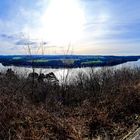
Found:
0,0 -> 140,55
0,54 -> 140,57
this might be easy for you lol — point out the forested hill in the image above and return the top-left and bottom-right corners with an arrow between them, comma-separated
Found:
0,55 -> 140,68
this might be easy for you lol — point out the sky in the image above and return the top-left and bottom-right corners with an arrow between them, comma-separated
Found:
0,0 -> 140,55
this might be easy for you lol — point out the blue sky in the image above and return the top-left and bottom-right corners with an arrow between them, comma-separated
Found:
0,0 -> 140,55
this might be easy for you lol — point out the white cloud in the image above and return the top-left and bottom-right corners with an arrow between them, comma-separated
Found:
0,0 -> 140,55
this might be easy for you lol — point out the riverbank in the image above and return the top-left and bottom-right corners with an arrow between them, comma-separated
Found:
0,67 -> 140,139
0,59 -> 140,85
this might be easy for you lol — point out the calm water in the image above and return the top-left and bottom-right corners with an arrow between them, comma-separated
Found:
0,59 -> 140,83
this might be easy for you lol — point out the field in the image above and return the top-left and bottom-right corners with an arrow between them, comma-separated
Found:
81,60 -> 102,65
0,67 -> 140,139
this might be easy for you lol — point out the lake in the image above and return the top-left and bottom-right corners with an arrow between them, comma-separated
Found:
0,59 -> 140,83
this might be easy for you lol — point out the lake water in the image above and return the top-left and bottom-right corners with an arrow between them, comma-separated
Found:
0,59 -> 140,83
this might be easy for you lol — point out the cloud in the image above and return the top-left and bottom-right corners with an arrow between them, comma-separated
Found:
0,33 -> 24,41
0,32 -> 48,47
0,0 -> 140,55
15,39 -> 37,46
15,38 -> 48,47
0,34 -> 15,40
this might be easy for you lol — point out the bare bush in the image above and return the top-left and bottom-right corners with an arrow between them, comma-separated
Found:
0,67 -> 140,139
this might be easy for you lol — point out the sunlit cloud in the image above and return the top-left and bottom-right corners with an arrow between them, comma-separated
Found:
0,0 -> 140,55
39,0 -> 86,45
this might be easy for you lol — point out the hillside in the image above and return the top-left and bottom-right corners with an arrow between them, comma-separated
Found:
0,55 -> 140,68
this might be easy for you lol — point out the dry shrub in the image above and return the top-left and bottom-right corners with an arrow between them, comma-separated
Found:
0,67 -> 140,139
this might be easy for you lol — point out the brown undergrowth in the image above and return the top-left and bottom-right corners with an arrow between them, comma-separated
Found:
0,67 -> 140,140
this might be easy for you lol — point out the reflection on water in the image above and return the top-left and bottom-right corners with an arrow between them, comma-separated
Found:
0,59 -> 140,83
115,59 -> 140,68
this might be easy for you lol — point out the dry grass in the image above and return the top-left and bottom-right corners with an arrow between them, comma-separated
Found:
0,67 -> 140,140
